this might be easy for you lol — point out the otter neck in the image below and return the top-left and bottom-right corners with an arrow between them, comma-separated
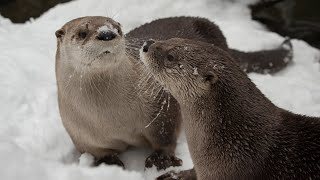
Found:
57,55 -> 137,100
181,72 -> 280,161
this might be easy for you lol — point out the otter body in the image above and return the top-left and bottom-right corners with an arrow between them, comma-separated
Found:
141,38 -> 320,180
56,17 -> 182,169
55,16 -> 293,169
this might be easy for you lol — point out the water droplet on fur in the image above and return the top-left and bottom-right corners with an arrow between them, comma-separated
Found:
192,67 -> 199,75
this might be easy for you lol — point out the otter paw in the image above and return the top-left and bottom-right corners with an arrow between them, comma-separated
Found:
145,150 -> 182,170
94,154 -> 125,169
156,169 -> 197,180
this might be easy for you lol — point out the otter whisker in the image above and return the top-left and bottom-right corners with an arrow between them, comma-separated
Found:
150,82 -> 158,96
167,94 -> 171,112
62,66 -> 77,96
126,44 -> 144,48
136,73 -> 149,89
82,68 -> 91,101
88,71 -> 103,96
157,87 -> 165,103
125,43 -> 142,47
94,73 -> 108,91
110,7 -> 123,19
107,69 -> 113,91
151,84 -> 164,100
152,84 -> 164,100
92,77 -> 103,96
137,71 -> 152,88
125,51 -> 139,59
125,47 -> 139,54
142,76 -> 157,94
140,73 -> 155,93
145,97 -> 166,128
125,38 -> 148,43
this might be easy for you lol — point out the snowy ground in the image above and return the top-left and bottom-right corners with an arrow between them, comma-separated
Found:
1,0 -> 319,179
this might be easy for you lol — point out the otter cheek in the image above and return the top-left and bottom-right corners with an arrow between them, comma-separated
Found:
142,53 -> 153,69
164,60 -> 177,69
166,68 -> 173,74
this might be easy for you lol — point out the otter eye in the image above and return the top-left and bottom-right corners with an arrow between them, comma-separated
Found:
78,31 -> 87,39
116,28 -> 122,35
167,54 -> 175,62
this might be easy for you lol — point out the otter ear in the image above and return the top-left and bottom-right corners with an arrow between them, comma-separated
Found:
204,71 -> 218,85
55,29 -> 65,38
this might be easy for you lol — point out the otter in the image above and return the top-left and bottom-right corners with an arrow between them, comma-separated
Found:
55,16 -> 293,170
140,38 -> 320,180
126,16 -> 293,74
56,16 -> 182,170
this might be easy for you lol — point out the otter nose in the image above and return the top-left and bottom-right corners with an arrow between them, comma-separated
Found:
97,31 -> 117,41
143,40 -> 155,52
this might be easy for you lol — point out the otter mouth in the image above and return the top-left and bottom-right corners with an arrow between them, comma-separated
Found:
98,50 -> 111,57
103,50 -> 111,54
81,50 -> 112,66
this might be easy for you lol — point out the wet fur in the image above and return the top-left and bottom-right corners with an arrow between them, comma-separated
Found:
56,16 -> 293,168
56,17 -> 181,164
142,38 -> 320,180
127,16 -> 293,74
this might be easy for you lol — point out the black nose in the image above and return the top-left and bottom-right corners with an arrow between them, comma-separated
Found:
143,40 -> 155,52
97,31 -> 117,41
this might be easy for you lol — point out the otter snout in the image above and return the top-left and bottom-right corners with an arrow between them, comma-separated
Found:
143,40 -> 155,52
96,31 -> 117,41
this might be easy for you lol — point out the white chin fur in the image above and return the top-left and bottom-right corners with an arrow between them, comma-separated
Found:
139,47 -> 148,66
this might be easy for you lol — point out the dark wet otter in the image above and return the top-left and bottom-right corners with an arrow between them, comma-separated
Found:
140,38 -> 320,180
55,16 -> 293,171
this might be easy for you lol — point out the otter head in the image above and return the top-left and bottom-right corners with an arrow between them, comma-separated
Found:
55,16 -> 124,72
140,38 -> 234,102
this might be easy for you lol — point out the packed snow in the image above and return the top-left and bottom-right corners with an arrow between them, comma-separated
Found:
0,0 -> 319,179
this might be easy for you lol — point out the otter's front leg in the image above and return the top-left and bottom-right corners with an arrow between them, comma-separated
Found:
80,143 -> 128,169
144,94 -> 183,170
145,149 -> 182,170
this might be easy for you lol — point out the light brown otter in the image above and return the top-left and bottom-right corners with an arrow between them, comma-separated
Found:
140,38 -> 320,180
55,16 -> 182,169
55,16 -> 293,170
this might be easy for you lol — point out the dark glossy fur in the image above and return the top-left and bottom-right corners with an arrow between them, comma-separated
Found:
142,38 -> 320,180
127,16 -> 293,74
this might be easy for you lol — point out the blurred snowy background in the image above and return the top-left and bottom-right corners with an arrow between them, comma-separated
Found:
0,0 -> 319,179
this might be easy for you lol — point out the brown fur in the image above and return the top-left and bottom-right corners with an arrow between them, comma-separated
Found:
55,16 -> 293,169
55,16 -> 181,169
141,38 -> 320,180
127,16 -> 293,74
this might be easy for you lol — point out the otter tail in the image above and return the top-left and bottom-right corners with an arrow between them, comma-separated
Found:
230,38 -> 293,74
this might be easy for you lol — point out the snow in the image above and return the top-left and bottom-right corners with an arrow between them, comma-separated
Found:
97,25 -> 118,35
0,0 -> 319,179
79,153 -> 95,167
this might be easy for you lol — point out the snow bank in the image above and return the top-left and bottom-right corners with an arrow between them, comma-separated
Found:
0,0 -> 319,179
